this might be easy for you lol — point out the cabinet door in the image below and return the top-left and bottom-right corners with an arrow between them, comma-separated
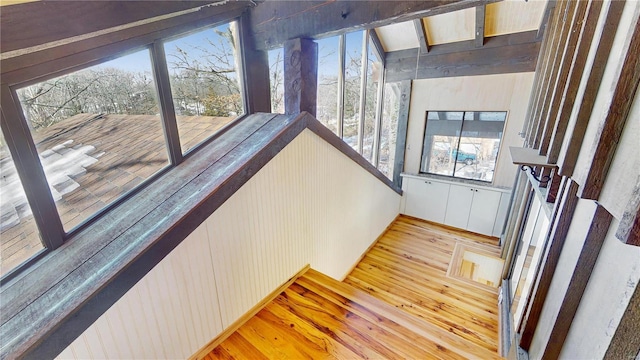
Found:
444,184 -> 473,229
403,179 -> 449,223
421,180 -> 450,223
403,178 -> 428,218
467,188 -> 502,236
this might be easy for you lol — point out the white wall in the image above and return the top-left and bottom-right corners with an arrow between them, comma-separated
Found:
527,1 -> 640,357
404,72 -> 535,188
559,218 -> 640,359
56,129 -> 401,359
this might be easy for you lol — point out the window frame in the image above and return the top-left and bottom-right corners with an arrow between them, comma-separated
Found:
0,17 -> 248,284
418,110 -> 507,183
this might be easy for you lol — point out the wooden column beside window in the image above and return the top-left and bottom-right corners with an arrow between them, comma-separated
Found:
284,38 -> 318,117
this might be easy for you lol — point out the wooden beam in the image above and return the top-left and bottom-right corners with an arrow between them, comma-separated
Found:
1,4 -> 248,83
414,19 -> 430,54
520,7 -> 555,140
538,0 -> 589,156
239,13 -> 272,113
385,31 -> 540,82
524,1 -> 564,146
558,1 -> 625,177
537,1 -> 557,40
519,179 -> 579,350
546,0 -> 604,163
604,282 -> 640,359
249,0 -> 500,51
578,15 -> 640,200
541,204 -> 613,359
0,1 -> 247,54
528,0 -> 572,148
475,5 -> 485,48
616,175 -> 640,246
284,38 -> 318,116
369,29 -> 386,64
392,80 -> 412,187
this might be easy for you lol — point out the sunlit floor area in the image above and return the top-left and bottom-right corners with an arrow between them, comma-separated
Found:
207,215 -> 503,359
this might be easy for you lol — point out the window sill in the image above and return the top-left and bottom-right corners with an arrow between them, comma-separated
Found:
0,112 -> 400,359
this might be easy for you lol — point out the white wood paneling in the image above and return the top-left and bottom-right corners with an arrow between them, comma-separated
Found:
423,8 -> 475,45
57,129 -> 401,359
485,0 -> 548,37
375,21 -> 419,52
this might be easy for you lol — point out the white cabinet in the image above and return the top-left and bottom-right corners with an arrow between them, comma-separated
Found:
444,184 -> 473,229
403,178 -> 449,223
467,188 -> 502,235
402,174 -> 510,237
445,184 -> 502,235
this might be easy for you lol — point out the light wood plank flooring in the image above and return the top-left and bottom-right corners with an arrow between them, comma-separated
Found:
207,215 -> 502,359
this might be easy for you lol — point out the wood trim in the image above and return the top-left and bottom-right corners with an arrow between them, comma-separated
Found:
0,85 -> 65,250
521,8 -> 554,145
249,0 -> 500,51
189,264 -> 311,360
558,0 -> 625,177
0,1 -> 245,53
616,175 -> 640,246
392,80 -> 412,187
239,12 -> 272,114
541,204 -> 613,359
537,1 -> 557,40
475,5 -> 485,48
337,34 -> 346,139
151,41 -> 184,165
1,5 -> 248,80
603,281 -> 640,359
546,0 -> 604,164
385,31 -> 540,82
524,1 -> 563,146
578,14 -> 640,200
519,179 -> 578,350
339,214 -> 400,281
414,19 -> 429,54
357,31 -> 369,155
284,38 -> 318,117
530,0 -> 574,148
538,0 -> 590,156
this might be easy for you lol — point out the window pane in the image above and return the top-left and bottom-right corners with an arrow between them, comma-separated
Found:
17,49 -> 169,232
378,83 -> 399,179
316,36 -> 340,134
1,131 -> 44,276
343,31 -> 364,151
362,37 -> 381,162
420,111 -> 463,176
268,48 -> 284,113
164,22 -> 245,153
421,111 -> 506,182
454,112 -> 506,182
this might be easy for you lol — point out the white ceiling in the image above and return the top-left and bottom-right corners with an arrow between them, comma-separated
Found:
375,21 -> 419,52
375,0 -> 548,52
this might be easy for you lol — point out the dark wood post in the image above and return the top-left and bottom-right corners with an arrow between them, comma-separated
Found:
284,38 -> 318,116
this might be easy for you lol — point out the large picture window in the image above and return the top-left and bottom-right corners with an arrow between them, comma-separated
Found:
420,111 -> 507,182
2,20 -> 246,280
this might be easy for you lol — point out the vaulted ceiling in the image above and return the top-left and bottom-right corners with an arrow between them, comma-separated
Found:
375,0 -> 548,52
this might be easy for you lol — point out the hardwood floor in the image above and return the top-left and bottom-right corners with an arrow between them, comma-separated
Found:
207,216 -> 503,359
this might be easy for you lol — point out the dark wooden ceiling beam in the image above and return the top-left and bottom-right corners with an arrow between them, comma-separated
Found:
249,0 -> 500,51
475,5 -> 486,48
385,30 -> 541,82
414,19 -> 430,54
0,1 -> 251,54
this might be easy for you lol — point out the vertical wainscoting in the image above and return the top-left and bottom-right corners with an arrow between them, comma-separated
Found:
56,129 -> 401,359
